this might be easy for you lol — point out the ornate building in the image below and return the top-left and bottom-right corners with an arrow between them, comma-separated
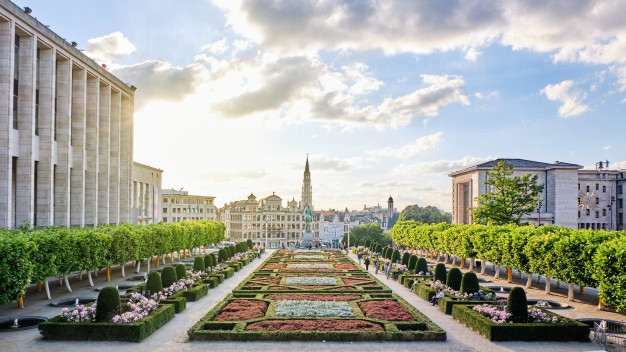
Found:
161,188 -> 217,224
300,155 -> 313,209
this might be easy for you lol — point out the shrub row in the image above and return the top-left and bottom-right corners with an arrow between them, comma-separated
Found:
0,220 -> 225,304
392,221 -> 626,311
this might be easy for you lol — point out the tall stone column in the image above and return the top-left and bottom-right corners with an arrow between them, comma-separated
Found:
119,95 -> 131,223
53,56 -> 71,226
84,74 -> 98,226
97,83 -> 110,224
70,65 -> 86,227
36,46 -> 54,227
0,19 -> 13,227
108,89 -> 120,224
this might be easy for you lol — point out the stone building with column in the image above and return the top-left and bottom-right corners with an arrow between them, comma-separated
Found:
131,162 -> 163,225
0,1 -> 134,228
449,158 -> 626,230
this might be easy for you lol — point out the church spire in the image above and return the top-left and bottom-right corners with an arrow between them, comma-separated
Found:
304,154 -> 310,174
301,155 -> 313,209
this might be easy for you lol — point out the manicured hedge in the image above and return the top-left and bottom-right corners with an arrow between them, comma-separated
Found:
0,220 -> 225,304
392,221 -> 626,310
451,304 -> 588,341
39,303 -> 175,342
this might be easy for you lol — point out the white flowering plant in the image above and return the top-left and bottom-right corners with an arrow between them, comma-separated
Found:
275,300 -> 355,317
294,255 -> 325,260
285,276 -> 337,285
290,263 -> 331,269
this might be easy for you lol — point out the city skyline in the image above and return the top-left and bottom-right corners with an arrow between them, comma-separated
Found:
13,0 -> 626,212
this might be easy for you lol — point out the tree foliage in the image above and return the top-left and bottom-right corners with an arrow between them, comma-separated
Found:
398,205 -> 451,224
473,161 -> 544,225
342,223 -> 392,247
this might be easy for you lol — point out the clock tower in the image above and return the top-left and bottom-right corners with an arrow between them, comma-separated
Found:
301,156 -> 313,209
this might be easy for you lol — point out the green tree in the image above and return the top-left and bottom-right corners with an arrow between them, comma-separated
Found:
472,161 -> 544,225
342,223 -> 392,247
398,205 -> 451,224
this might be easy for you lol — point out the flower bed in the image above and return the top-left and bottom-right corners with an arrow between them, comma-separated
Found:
359,300 -> 415,321
285,276 -> 337,285
334,264 -> 359,270
214,300 -> 268,321
265,294 -> 362,301
293,255 -> 325,260
275,300 -> 354,317
263,263 -> 286,269
246,319 -> 383,331
451,304 -> 589,341
290,263 -> 331,269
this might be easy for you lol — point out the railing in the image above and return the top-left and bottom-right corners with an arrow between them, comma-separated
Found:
594,321 -> 626,351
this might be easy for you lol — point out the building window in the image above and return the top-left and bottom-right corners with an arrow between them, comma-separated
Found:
163,198 -> 168,203
163,217 -> 167,223
618,185 -> 623,194
595,211 -> 600,218
586,209 -> 590,216
602,209 -> 606,216
596,197 -> 599,204
578,211 -> 580,218
603,185 -> 606,193
163,208 -> 167,213
596,184 -> 599,190
578,183 -> 580,190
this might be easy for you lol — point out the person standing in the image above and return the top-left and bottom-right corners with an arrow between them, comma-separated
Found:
374,258 -> 380,274
357,252 -> 363,265
364,257 -> 370,271
257,247 -> 261,258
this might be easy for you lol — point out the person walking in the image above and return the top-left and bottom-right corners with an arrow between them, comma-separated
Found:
357,252 -> 363,265
374,258 -> 380,274
364,257 -> 370,271
257,247 -> 261,258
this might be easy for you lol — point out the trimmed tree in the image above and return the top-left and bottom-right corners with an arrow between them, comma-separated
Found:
161,266 -> 178,288
218,248 -> 228,262
460,272 -> 480,294
95,286 -> 120,322
175,263 -> 187,280
507,287 -> 529,323
204,254 -> 213,268
446,267 -> 462,291
194,256 -> 205,272
408,255 -> 418,272
416,257 -> 428,274
145,271 -> 163,295
434,263 -> 447,283
401,252 -> 410,266
391,249 -> 401,264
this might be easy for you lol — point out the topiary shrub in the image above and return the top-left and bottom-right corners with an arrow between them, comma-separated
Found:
375,244 -> 382,254
175,264 -> 187,280
204,254 -> 213,268
218,248 -> 227,262
145,271 -> 163,296
401,252 -> 410,266
507,287 -> 529,323
416,257 -> 428,274
385,248 -> 393,260
194,256 -> 205,272
408,255 -> 418,272
161,266 -> 178,288
229,245 -> 236,256
460,272 -> 480,294
247,239 -> 253,249
364,240 -> 370,248
95,286 -> 120,322
434,263 -> 447,283
209,253 -> 217,266
446,267 -> 462,291
391,250 -> 401,264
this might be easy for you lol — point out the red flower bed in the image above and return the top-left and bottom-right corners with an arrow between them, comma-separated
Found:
265,294 -> 362,301
333,286 -> 356,290
286,269 -> 336,272
254,278 -> 281,284
263,263 -> 285,269
215,300 -> 268,321
269,286 -> 293,290
246,319 -> 384,332
343,278 -> 369,285
334,264 -> 359,270
358,300 -> 415,321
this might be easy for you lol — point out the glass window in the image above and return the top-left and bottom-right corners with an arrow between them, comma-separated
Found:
163,208 -> 167,213
603,185 -> 606,193
586,185 -> 590,192
595,211 -> 599,218
586,209 -> 590,216
596,197 -> 599,204
163,217 -> 167,222
602,209 -> 606,216
596,184 -> 599,190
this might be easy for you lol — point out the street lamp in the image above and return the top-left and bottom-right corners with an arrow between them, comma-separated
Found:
608,196 -> 615,231
265,217 -> 268,249
536,200 -> 542,227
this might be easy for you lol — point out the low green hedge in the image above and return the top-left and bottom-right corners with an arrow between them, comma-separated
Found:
438,297 -> 494,315
210,274 -> 224,284
179,283 -> 209,302
162,293 -> 187,313
224,267 -> 235,279
203,276 -> 220,288
414,281 -> 436,301
451,304 -> 589,341
39,304 -> 175,342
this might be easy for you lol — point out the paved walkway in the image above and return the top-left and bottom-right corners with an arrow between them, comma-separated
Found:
0,250 -> 608,351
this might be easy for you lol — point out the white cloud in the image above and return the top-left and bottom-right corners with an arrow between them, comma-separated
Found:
84,32 -> 136,64
474,91 -> 499,99
604,145 -> 612,150
541,80 -> 591,118
202,38 -> 229,55
200,169 -> 268,182
389,156 -> 492,176
368,132 -> 443,159
298,154 -> 366,172
464,47 -> 481,61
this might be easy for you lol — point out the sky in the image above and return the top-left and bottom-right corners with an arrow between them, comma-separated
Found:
15,0 -> 626,212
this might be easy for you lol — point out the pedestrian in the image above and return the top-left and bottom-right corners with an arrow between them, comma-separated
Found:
431,289 -> 444,306
357,252 -> 363,265
364,257 -> 370,271
374,258 -> 380,274
257,247 -> 261,258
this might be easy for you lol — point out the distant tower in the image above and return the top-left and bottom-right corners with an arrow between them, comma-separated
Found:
301,155 -> 313,209
388,195 -> 394,218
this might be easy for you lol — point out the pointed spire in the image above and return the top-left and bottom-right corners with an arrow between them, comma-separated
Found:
304,154 -> 310,174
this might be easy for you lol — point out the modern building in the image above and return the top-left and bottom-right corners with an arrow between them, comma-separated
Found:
161,188 -> 217,224
130,162 -> 162,225
449,158 -> 626,230
0,1 -> 135,228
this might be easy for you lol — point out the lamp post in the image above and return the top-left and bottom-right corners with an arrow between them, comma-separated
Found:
536,200 -> 542,227
265,217 -> 268,249
347,222 -> 350,252
608,196 -> 615,231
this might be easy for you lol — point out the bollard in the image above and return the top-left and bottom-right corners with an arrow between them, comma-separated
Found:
18,296 -> 23,308
507,268 -> 513,282
106,266 -> 111,281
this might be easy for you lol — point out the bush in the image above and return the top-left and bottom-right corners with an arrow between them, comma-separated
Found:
446,268 -> 462,291
408,255 -> 418,272
161,266 -> 178,288
460,272 -> 480,294
507,287 -> 528,323
146,271 -> 163,295
204,254 -> 213,268
95,286 -> 120,322
385,248 -> 393,260
375,244 -> 382,254
175,264 -> 187,280
434,263 -> 447,283
364,240 -> 370,248
247,239 -> 253,249
210,253 -> 217,266
401,252 -> 410,266
416,258 -> 428,274
391,250 -> 401,263
194,257 -> 205,272
218,248 -> 228,262
229,245 -> 236,256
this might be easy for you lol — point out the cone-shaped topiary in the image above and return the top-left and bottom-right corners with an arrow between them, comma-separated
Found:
161,266 -> 178,288
408,255 -> 418,272
446,267 -> 462,291
416,257 -> 428,274
145,271 -> 163,296
391,249 -> 401,264
375,244 -> 382,254
460,272 -> 480,294
218,248 -> 227,262
434,263 -> 447,283
209,253 -> 217,266
95,286 -> 120,322
229,245 -> 236,256
204,254 -> 213,268
364,240 -> 370,248
175,263 -> 187,280
401,252 -> 410,266
247,239 -> 253,249
507,287 -> 529,323
194,256 -> 205,272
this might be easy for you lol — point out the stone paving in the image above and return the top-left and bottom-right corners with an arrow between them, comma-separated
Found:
0,249 -> 615,351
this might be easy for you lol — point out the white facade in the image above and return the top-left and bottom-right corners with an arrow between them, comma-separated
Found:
0,1 -> 134,228
161,188 -> 217,224
130,162 -> 162,225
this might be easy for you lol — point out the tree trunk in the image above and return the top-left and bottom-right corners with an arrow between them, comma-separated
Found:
556,280 -> 560,289
45,278 -> 51,300
526,273 -> 533,288
494,265 -> 501,279
568,283 -> 574,301
481,260 -> 487,275
64,274 -> 72,292
469,258 -> 475,272
121,265 -> 125,277
545,276 -> 551,294
136,262 -> 141,273
507,268 -> 513,282
537,275 -> 542,284
88,270 -> 94,287
147,258 -> 151,273
79,271 -> 83,281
